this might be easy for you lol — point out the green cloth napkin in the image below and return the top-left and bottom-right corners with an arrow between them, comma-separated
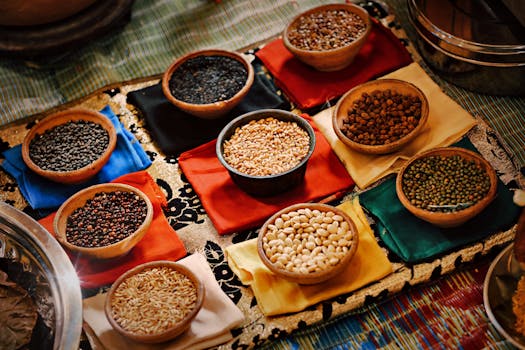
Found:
359,139 -> 521,263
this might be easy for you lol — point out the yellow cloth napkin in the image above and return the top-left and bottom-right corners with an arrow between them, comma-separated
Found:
82,253 -> 244,350
313,62 -> 477,189
225,198 -> 393,316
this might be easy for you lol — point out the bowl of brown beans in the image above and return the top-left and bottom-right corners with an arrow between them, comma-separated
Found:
396,147 -> 498,228
105,260 -> 205,343
283,3 -> 371,72
257,203 -> 359,284
53,183 -> 153,259
22,108 -> 117,184
216,109 -> 316,197
162,49 -> 254,119
333,79 -> 429,154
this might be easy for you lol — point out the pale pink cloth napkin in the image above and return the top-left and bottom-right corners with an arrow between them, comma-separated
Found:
82,253 -> 244,350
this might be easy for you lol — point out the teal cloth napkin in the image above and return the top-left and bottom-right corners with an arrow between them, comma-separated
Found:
1,105 -> 152,211
360,139 -> 520,263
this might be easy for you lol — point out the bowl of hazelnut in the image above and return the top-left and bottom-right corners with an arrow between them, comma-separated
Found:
105,260 -> 205,343
396,147 -> 498,228
257,203 -> 359,284
283,3 -> 372,72
216,109 -> 316,197
53,183 -> 153,259
22,108 -> 117,184
333,79 -> 429,155
162,49 -> 254,119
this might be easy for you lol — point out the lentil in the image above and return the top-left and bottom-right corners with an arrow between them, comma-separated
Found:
401,155 -> 491,212
65,190 -> 148,247
222,117 -> 310,176
168,55 -> 247,104
341,89 -> 422,145
110,266 -> 198,335
287,9 -> 366,51
29,120 -> 109,172
262,207 -> 355,274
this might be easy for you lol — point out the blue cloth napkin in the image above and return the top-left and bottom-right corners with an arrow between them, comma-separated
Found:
1,105 -> 152,210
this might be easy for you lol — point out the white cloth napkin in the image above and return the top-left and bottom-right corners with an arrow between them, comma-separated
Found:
82,253 -> 245,350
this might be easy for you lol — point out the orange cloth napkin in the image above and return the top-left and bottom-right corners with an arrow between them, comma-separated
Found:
225,197 -> 393,316
178,115 -> 354,235
82,253 -> 245,350
256,18 -> 412,110
38,171 -> 187,289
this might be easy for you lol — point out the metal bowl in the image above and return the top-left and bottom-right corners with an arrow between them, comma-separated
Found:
0,202 -> 82,350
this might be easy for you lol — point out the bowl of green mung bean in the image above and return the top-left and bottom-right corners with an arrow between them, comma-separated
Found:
396,147 -> 498,228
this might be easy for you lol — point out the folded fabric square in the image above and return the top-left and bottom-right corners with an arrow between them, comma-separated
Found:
178,115 -> 354,235
127,59 -> 290,156
313,62 -> 477,189
38,171 -> 187,289
256,18 -> 412,110
82,253 -> 245,350
1,105 -> 152,211
359,140 -> 521,263
225,197 -> 393,316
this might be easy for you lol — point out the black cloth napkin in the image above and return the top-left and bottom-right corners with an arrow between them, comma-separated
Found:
127,59 -> 290,156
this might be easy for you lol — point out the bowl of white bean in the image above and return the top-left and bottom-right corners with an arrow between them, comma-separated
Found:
257,203 -> 359,285
216,109 -> 316,197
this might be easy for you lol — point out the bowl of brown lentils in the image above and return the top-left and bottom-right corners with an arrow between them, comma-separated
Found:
53,183 -> 153,259
396,147 -> 498,228
162,49 -> 254,119
22,108 -> 117,184
216,109 -> 316,197
283,3 -> 371,72
257,203 -> 359,284
333,79 -> 429,155
105,260 -> 205,343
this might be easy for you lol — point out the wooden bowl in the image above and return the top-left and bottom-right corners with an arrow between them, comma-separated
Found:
53,183 -> 153,259
216,109 -> 316,197
396,147 -> 498,228
333,79 -> 429,155
162,49 -> 254,119
257,203 -> 359,284
283,3 -> 372,72
22,108 -> 117,184
105,261 -> 205,344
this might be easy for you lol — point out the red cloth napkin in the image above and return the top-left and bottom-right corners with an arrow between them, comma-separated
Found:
178,115 -> 354,235
38,171 -> 187,289
256,18 -> 412,110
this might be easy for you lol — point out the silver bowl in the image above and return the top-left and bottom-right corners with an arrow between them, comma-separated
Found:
0,201 -> 82,350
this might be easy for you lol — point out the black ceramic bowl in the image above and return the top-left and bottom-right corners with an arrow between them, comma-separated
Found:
216,109 -> 316,197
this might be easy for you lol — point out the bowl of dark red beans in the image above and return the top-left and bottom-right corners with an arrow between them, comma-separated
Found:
54,183 -> 153,259
216,109 -> 316,197
396,147 -> 498,228
333,79 -> 429,155
21,108 -> 117,184
161,49 -> 254,119
283,3 -> 371,72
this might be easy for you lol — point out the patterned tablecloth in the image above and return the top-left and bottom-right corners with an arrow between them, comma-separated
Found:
0,0 -> 524,349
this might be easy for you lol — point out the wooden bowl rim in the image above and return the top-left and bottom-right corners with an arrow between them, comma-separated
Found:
283,3 -> 372,54
21,107 -> 117,181
257,203 -> 359,284
395,147 -> 498,225
104,260 -> 205,343
53,183 -> 153,256
161,49 -> 254,114
215,109 -> 316,180
332,78 -> 429,155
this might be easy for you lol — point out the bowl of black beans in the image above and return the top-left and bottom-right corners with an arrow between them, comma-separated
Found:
22,108 -> 117,184
396,147 -> 498,228
54,183 -> 153,259
161,49 -> 254,119
333,79 -> 429,155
